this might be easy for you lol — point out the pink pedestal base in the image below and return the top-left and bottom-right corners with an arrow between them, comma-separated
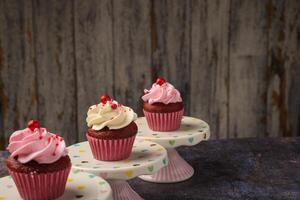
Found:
139,148 -> 194,183
107,180 -> 143,200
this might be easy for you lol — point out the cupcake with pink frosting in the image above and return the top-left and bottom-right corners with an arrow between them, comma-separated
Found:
142,77 -> 184,131
5,120 -> 71,200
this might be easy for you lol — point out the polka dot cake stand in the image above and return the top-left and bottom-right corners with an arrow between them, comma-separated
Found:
68,139 -> 168,200
0,171 -> 112,200
136,116 -> 210,183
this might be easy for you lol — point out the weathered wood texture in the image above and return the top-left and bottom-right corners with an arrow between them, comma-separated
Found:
113,0 -> 152,116
74,0 -> 114,141
152,0 -> 191,115
33,0 -> 77,145
229,0 -> 269,138
0,0 -> 37,148
1,137 -> 300,199
267,0 -> 300,138
190,0 -> 230,139
0,0 -> 299,148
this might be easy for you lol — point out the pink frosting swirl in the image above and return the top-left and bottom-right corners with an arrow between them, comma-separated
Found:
7,127 -> 68,164
142,82 -> 182,104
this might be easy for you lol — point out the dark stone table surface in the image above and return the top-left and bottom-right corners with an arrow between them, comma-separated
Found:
1,137 -> 300,200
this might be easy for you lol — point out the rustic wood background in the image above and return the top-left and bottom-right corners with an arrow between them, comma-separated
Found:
0,0 -> 299,149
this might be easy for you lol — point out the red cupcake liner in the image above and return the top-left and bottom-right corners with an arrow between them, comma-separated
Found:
86,134 -> 136,161
8,165 -> 71,200
143,109 -> 184,131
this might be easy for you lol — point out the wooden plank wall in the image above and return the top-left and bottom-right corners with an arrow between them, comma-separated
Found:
0,0 -> 299,149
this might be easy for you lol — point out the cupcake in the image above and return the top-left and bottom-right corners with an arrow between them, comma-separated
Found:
86,95 -> 138,161
6,120 -> 71,200
142,77 -> 184,131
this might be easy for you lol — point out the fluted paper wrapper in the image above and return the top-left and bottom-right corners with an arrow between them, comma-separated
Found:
8,165 -> 71,200
143,109 -> 184,131
86,134 -> 136,161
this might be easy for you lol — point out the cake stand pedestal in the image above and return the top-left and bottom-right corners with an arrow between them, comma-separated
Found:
68,139 -> 168,200
136,116 -> 210,183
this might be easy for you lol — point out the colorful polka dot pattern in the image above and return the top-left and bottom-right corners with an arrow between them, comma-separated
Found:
68,139 -> 168,180
0,172 -> 112,200
136,116 -> 210,148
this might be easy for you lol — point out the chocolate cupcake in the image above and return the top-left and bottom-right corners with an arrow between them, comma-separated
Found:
86,95 -> 138,161
143,102 -> 183,113
6,120 -> 71,200
142,77 -> 184,131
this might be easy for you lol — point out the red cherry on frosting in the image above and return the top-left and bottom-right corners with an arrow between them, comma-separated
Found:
27,120 -> 40,131
156,77 -> 166,86
100,95 -> 111,104
111,103 -> 117,109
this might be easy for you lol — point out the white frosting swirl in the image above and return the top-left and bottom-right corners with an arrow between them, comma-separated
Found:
86,100 -> 137,130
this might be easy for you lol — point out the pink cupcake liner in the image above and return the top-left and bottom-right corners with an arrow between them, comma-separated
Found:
8,165 -> 71,200
143,109 -> 184,131
86,134 -> 136,161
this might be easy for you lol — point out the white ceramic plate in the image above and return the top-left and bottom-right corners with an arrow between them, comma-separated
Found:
136,116 -> 210,148
0,171 -> 112,200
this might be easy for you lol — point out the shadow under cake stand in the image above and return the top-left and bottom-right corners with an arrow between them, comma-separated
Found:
68,139 -> 168,200
136,116 -> 210,183
0,171 -> 112,200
